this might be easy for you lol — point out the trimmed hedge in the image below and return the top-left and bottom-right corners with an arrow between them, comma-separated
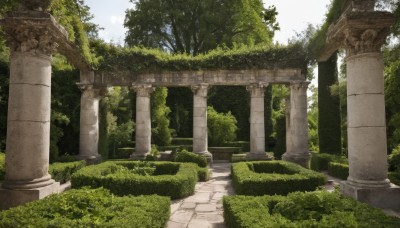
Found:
49,161 -> 86,184
223,141 -> 250,152
116,147 -> 135,159
328,162 -> 349,180
232,161 -> 326,196
232,154 -> 247,163
71,161 -> 198,199
223,191 -> 400,228
0,188 -> 170,228
310,152 -> 347,171
197,167 -> 211,182
174,150 -> 207,167
0,152 -> 4,181
389,172 -> 400,186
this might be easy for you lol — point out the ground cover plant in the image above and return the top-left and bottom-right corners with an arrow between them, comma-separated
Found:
232,161 -> 326,195
223,190 -> 400,228
0,188 -> 170,228
71,161 -> 198,199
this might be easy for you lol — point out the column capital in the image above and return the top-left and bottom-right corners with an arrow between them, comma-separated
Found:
191,83 -> 209,97
246,83 -> 267,97
77,83 -> 103,97
326,11 -> 394,57
290,81 -> 310,90
132,84 -> 155,97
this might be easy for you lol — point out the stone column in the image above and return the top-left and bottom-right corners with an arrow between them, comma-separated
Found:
285,98 -> 292,154
192,84 -> 212,164
132,84 -> 154,159
77,83 -> 101,164
325,10 -> 400,209
246,83 -> 269,160
282,81 -> 310,167
0,26 -> 61,209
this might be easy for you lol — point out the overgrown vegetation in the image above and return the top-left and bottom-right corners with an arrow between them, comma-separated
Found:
0,188 -> 170,228
223,191 -> 400,228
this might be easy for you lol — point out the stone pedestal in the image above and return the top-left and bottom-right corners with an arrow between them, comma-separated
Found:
282,81 -> 310,167
0,30 -> 60,209
246,84 -> 269,160
132,84 -> 154,159
77,83 -> 101,163
192,84 -> 212,164
324,9 -> 399,209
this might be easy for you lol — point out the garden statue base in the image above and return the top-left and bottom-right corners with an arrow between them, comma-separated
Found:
341,181 -> 400,210
245,153 -> 273,161
0,182 -> 60,210
282,152 -> 311,168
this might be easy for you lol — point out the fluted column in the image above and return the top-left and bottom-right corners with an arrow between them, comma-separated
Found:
246,83 -> 269,160
132,84 -> 154,159
77,83 -> 101,163
192,83 -> 212,164
0,17 -> 63,209
283,81 -> 310,167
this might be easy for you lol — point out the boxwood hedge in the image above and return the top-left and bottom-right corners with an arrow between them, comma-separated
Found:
223,191 -> 400,228
0,188 -> 170,228
232,161 -> 326,195
328,162 -> 349,180
71,161 -> 198,199
310,152 -> 347,171
49,160 -> 86,184
173,150 -> 207,167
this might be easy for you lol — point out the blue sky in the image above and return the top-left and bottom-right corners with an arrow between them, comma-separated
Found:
85,0 -> 332,45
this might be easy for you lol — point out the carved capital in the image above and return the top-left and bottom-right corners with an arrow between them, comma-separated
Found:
290,81 -> 310,91
77,84 -> 101,98
343,28 -> 387,56
132,84 -> 154,97
246,83 -> 267,97
191,83 -> 209,97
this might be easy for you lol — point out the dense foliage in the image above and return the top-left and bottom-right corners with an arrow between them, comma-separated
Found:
223,191 -> 400,228
48,160 -> 86,183
0,152 -> 4,180
207,106 -> 238,146
231,161 -> 326,196
0,188 -> 170,228
71,161 -> 198,199
310,152 -> 347,172
173,149 -> 207,168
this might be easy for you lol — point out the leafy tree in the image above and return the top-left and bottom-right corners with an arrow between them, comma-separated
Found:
207,106 -> 238,146
151,87 -> 172,146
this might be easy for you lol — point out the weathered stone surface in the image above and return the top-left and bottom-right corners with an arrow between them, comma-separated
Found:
247,84 -> 266,156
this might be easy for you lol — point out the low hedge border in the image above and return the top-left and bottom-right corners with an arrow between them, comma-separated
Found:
173,150 -> 207,167
49,161 -> 86,184
328,162 -> 349,180
71,161 -> 198,199
223,191 -> 400,228
232,161 -> 326,195
0,188 -> 170,227
310,152 -> 347,171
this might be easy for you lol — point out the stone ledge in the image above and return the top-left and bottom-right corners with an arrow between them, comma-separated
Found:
341,181 -> 400,210
0,181 -> 60,210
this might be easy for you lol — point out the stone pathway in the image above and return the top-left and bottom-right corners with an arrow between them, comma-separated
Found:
167,163 -> 234,228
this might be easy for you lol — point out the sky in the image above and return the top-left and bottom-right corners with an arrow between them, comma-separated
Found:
85,0 -> 332,45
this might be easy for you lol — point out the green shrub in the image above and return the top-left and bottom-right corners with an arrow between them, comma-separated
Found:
49,161 -> 86,184
71,161 -> 198,199
232,161 -> 326,196
389,172 -> 400,186
389,145 -> 400,172
328,162 -> 349,180
116,147 -> 135,159
172,138 -> 193,145
232,154 -> 247,163
208,106 -> 238,146
310,152 -> 347,171
0,188 -> 170,228
197,167 -> 211,182
223,191 -> 400,228
174,149 -> 207,168
0,152 -> 4,181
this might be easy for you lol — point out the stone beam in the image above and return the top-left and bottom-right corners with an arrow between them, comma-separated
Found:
93,69 -> 304,87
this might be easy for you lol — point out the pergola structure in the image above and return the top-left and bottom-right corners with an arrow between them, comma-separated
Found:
0,0 -> 398,211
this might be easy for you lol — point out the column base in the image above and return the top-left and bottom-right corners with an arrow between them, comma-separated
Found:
245,153 -> 273,161
195,151 -> 213,166
282,152 -> 311,168
130,153 -> 149,160
341,181 -> 400,210
77,154 -> 102,165
0,181 -> 60,210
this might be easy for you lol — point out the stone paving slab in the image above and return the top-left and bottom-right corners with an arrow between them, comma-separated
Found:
167,163 -> 232,228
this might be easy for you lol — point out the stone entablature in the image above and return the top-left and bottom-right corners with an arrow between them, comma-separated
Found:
93,69 -> 304,87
